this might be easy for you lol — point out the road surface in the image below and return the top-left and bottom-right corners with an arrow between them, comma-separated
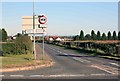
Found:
2,43 -> 119,79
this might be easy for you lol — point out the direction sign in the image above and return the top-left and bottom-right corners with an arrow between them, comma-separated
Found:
38,15 -> 47,24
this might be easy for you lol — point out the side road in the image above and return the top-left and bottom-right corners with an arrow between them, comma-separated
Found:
0,43 -> 53,72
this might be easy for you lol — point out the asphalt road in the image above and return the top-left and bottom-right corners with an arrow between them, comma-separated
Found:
2,43 -> 119,79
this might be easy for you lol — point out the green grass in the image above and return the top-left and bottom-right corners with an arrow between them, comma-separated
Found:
100,56 -> 120,60
1,53 -> 52,68
2,54 -> 33,68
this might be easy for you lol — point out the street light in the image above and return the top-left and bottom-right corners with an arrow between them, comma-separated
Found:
32,0 -> 47,60
33,0 -> 36,60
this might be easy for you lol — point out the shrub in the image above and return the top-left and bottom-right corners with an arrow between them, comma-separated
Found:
2,34 -> 33,55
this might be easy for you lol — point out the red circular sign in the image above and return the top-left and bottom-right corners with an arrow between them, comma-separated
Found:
38,15 -> 47,24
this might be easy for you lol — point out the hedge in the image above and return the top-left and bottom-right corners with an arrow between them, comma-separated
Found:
2,35 -> 33,55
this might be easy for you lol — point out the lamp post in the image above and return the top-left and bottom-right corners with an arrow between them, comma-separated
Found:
33,0 -> 47,60
33,0 -> 36,60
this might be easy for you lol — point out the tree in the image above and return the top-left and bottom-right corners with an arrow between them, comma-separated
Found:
97,31 -> 101,40
16,33 -> 22,37
112,31 -> 117,40
107,31 -> 111,40
73,35 -> 79,41
118,31 -> 120,40
2,28 -> 8,41
0,29 -> 2,41
91,30 -> 96,40
85,34 -> 91,40
101,33 -> 107,40
15,35 -> 33,54
79,30 -> 84,40
2,34 -> 33,55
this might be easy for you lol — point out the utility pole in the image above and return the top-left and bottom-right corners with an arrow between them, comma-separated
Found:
33,0 -> 36,60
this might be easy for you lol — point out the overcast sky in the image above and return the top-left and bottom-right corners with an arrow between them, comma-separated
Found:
1,1 -> 119,36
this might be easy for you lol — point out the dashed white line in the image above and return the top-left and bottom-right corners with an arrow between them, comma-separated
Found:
57,51 -> 62,53
49,75 -> 62,77
48,74 -> 85,77
0,75 -> 4,77
30,75 -> 44,77
73,57 -> 91,63
10,75 -> 24,77
62,53 -> 68,55
90,74 -> 106,76
29,74 -> 86,77
110,62 -> 119,67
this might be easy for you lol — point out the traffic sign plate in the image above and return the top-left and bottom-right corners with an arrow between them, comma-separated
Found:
38,15 -> 47,24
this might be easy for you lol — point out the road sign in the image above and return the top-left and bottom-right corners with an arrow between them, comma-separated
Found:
25,29 -> 46,34
38,15 -> 47,24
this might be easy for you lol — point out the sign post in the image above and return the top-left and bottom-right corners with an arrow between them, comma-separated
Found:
43,29 -> 45,59
38,15 -> 47,59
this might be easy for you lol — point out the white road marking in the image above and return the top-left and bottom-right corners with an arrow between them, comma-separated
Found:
110,62 -> 119,67
49,74 -> 85,77
10,75 -> 24,77
57,51 -> 62,54
73,57 -> 91,63
91,65 -> 118,75
51,48 -> 55,51
90,74 -> 106,76
62,53 -> 68,55
0,75 -> 4,77
57,51 -> 61,53
101,65 -> 118,71
30,75 -> 44,77
2,73 -> 116,78
30,74 -> 85,77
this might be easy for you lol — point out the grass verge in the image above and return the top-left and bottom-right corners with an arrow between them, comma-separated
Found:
1,53 -> 52,68
100,56 -> 120,61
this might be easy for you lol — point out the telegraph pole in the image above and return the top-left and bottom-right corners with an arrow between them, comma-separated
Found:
33,0 -> 36,60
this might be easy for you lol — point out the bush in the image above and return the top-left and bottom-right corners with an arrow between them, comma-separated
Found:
2,34 -> 33,55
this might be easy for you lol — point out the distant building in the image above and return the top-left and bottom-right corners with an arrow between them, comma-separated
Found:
64,38 -> 73,41
45,36 -> 64,42
7,35 -> 17,40
56,37 -> 62,41
12,36 -> 17,40
49,37 -> 54,41
7,36 -> 13,40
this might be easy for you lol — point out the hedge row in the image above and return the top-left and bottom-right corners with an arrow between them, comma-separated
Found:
2,35 -> 33,55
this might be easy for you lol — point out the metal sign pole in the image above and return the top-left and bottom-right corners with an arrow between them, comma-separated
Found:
38,15 -> 47,60
43,29 -> 44,60
33,0 -> 36,60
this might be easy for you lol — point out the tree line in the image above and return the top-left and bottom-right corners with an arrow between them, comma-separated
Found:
74,30 -> 120,41
0,28 -> 8,42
